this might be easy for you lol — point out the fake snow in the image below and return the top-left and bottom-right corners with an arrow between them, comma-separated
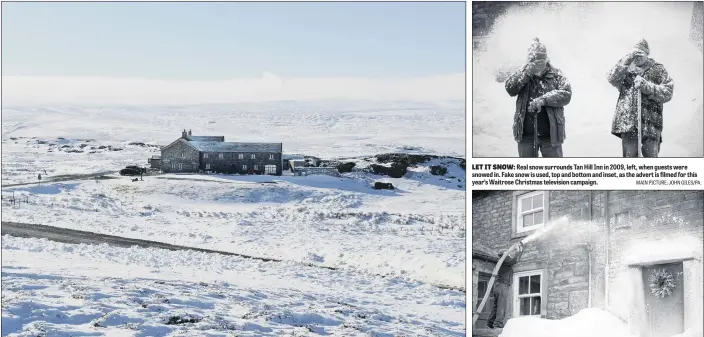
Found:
623,235 -> 703,265
473,2 -> 703,157
499,308 -> 636,337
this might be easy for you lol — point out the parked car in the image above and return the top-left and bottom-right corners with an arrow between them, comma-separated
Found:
120,165 -> 146,176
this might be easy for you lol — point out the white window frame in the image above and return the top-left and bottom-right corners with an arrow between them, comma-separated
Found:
251,154 -> 256,159
515,191 -> 548,234
242,164 -> 247,171
513,269 -> 544,318
219,153 -> 224,159
178,163 -> 183,170
204,153 -> 208,159
205,164 -> 211,170
181,152 -> 185,158
254,165 -> 258,170
265,165 -> 276,175
269,154 -> 275,160
238,154 -> 244,160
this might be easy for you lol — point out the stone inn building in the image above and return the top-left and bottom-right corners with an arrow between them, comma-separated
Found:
472,190 -> 703,337
160,130 -> 283,176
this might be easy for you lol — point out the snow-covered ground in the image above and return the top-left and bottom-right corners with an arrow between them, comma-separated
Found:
2,163 -> 466,288
472,2 -> 703,157
2,100 -> 464,185
2,235 -> 466,337
1,100 -> 466,336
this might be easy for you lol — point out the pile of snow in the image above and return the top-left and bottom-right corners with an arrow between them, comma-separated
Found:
473,2 -> 703,157
499,308 -> 635,337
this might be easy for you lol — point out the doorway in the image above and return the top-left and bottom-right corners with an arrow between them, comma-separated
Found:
475,272 -> 495,329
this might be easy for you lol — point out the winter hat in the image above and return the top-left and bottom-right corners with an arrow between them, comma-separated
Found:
633,39 -> 650,55
527,38 -> 548,61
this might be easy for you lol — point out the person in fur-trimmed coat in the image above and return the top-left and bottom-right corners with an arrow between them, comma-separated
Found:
607,39 -> 674,157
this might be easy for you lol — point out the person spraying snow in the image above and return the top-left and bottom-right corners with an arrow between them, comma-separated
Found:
505,38 -> 573,157
607,39 -> 674,157
487,242 -> 525,329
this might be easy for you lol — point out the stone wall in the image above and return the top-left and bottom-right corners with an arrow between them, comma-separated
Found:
161,139 -> 200,173
603,190 -> 703,321
472,190 -> 703,321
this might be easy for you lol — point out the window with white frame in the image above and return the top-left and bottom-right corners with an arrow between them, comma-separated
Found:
269,154 -> 275,160
238,154 -> 244,160
205,164 -> 211,170
181,152 -> 185,158
178,163 -> 183,170
251,154 -> 256,159
516,191 -> 547,233
513,270 -> 543,317
219,153 -> 224,159
204,153 -> 208,159
254,165 -> 258,170
242,164 -> 247,170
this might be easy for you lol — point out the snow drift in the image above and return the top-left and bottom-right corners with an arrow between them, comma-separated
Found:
499,308 -> 635,337
473,2 -> 703,157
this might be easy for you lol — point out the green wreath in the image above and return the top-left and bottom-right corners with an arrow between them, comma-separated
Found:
649,269 -> 676,298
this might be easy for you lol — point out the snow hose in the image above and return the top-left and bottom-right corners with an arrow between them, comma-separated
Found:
472,241 -> 524,327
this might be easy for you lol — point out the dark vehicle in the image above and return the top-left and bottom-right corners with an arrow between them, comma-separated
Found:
120,166 -> 146,176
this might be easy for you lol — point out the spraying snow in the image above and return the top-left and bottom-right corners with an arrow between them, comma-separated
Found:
473,2 -> 703,157
520,216 -> 570,245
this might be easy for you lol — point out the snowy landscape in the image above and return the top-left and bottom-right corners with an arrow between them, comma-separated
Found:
472,2 -> 703,157
1,101 -> 466,336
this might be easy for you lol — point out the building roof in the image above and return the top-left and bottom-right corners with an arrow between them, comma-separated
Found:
472,242 -> 500,263
189,141 -> 282,153
186,135 -> 224,142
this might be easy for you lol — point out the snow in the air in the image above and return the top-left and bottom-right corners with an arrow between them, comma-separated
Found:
473,2 -> 703,157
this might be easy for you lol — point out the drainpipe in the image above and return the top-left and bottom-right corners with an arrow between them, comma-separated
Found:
588,191 -> 593,308
604,191 -> 610,310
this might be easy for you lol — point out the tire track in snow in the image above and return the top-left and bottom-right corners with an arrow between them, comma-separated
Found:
1,221 -> 465,293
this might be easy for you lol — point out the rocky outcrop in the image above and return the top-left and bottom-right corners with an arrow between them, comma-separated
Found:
373,182 -> 394,190
430,165 -> 448,176
336,162 -> 356,173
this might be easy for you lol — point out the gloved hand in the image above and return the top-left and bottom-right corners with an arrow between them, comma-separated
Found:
634,75 -> 655,95
528,97 -> 546,113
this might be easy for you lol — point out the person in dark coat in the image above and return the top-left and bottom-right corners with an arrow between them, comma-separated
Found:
487,242 -> 524,329
505,38 -> 572,157
607,39 -> 674,157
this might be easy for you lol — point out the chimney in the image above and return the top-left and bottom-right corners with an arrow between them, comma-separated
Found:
182,129 -> 187,139
188,129 -> 192,136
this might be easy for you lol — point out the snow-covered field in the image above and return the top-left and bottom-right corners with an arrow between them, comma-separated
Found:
2,100 -> 464,185
472,2 -> 703,157
2,236 -> 466,337
1,100 -> 466,336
